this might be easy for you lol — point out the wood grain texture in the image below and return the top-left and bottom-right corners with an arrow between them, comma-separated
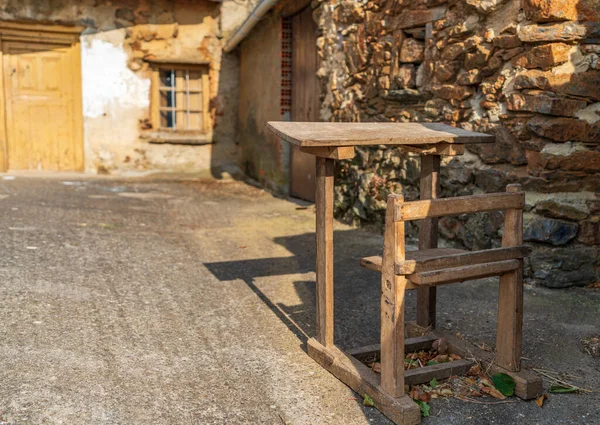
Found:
417,155 -> 440,328
267,121 -> 494,147
361,246 -> 530,275
400,143 -> 465,156
347,335 -> 437,359
0,46 -> 6,171
290,6 -> 320,201
406,322 -> 542,400
380,194 -> 407,397
308,338 -> 421,425
408,259 -> 521,286
496,184 -> 524,372
395,192 -> 525,221
405,359 -> 474,386
299,146 -> 355,160
2,38 -> 83,171
315,157 -> 334,347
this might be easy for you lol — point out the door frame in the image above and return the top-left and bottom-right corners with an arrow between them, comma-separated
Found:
289,6 -> 320,201
0,22 -> 84,171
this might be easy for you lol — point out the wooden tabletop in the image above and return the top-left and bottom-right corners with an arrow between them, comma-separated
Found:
267,122 -> 494,147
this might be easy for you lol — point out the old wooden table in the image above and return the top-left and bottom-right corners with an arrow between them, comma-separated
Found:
267,121 -> 496,424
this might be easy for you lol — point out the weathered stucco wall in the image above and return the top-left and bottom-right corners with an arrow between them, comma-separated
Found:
0,0 -> 250,175
312,0 -> 599,288
238,11 -> 288,191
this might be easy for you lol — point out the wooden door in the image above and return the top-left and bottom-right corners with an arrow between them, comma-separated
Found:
2,40 -> 82,171
290,6 -> 320,202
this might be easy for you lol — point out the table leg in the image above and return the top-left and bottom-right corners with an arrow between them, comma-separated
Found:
417,155 -> 440,328
315,157 -> 334,346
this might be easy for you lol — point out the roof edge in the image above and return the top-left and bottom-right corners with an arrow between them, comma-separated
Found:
223,0 -> 281,53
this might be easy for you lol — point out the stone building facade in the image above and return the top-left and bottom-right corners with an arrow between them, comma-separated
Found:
0,0 -> 254,175
310,0 -> 599,288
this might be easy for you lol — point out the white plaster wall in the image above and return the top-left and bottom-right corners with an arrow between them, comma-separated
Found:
79,29 -> 237,174
80,30 -> 149,173
81,37 -> 150,120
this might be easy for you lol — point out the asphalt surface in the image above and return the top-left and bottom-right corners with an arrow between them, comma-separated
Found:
0,174 -> 598,425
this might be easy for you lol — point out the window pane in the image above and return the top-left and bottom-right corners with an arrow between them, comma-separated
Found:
188,93 -> 202,110
160,110 -> 174,128
175,90 -> 185,106
176,111 -> 187,130
160,69 -> 175,88
160,90 -> 175,108
188,71 -> 202,90
176,70 -> 186,91
188,112 -> 203,130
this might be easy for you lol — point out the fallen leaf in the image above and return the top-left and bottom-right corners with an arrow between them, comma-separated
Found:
535,394 -> 548,407
363,393 -> 374,407
586,282 -> 600,289
549,385 -> 579,394
467,364 -> 482,376
426,360 -> 438,366
481,386 -> 507,400
450,353 -> 462,361
430,378 -> 438,388
372,362 -> 381,374
410,387 -> 421,400
470,390 -> 483,397
475,341 -> 493,352
433,354 -> 449,363
413,399 -> 430,417
419,392 -> 431,402
440,388 -> 453,397
456,332 -> 464,340
492,373 -> 516,397
480,377 -> 494,388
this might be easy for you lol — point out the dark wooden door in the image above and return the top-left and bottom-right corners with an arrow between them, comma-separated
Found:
290,6 -> 320,202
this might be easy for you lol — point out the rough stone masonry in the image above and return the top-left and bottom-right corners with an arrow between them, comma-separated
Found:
312,0 -> 599,288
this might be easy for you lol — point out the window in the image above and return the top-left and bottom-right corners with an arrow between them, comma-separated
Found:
151,64 -> 210,133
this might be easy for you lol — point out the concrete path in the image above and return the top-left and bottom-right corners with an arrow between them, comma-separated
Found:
0,175 -> 598,425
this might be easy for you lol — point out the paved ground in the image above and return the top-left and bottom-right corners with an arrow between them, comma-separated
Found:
0,174 -> 598,425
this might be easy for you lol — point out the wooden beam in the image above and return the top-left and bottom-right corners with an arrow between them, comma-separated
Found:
417,155 -> 439,328
315,157 -> 335,347
347,335 -> 437,360
401,143 -> 464,156
300,146 -> 355,160
408,260 -> 521,286
307,339 -> 421,425
0,44 -> 7,172
398,246 -> 531,274
267,121 -> 495,148
496,184 -> 524,372
395,192 -> 525,222
381,194 -> 407,397
406,322 -> 542,400
405,359 -> 474,386
361,246 -> 531,275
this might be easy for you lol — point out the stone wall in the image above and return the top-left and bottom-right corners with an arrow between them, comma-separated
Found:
0,0 -> 253,175
313,0 -> 599,288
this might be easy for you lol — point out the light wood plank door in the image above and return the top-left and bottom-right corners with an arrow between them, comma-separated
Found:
290,6 -> 320,202
2,41 -> 82,171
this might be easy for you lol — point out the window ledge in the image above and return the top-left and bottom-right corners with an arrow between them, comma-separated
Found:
140,131 -> 212,145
